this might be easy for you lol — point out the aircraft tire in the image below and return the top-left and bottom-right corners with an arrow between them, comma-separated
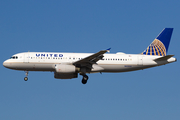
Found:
83,75 -> 88,81
82,79 -> 87,84
24,77 -> 28,81
82,75 -> 89,84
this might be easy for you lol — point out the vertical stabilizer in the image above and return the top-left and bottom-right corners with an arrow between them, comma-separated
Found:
141,28 -> 173,56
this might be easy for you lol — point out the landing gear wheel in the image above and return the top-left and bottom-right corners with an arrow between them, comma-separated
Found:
82,79 -> 87,84
24,77 -> 28,81
81,75 -> 89,84
24,71 -> 29,81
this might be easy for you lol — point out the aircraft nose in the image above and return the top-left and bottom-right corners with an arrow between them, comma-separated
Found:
3,60 -> 10,68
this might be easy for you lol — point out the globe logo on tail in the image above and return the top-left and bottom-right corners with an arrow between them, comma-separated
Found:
142,39 -> 166,56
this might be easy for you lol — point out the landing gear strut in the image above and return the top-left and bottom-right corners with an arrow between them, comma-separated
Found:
24,71 -> 29,81
82,75 -> 89,84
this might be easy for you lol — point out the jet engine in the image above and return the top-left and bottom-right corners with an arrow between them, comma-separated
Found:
54,73 -> 78,79
55,64 -> 77,73
54,64 -> 79,79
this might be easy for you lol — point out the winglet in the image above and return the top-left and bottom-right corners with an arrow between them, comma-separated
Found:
106,48 -> 111,53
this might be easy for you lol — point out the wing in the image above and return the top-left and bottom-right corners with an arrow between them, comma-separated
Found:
73,48 -> 111,68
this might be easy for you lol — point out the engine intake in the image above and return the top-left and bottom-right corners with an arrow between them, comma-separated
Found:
54,64 -> 79,79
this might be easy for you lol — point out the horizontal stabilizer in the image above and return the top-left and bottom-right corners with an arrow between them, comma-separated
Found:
153,55 -> 174,61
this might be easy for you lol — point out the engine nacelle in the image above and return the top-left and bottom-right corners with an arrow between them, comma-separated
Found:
55,64 -> 77,73
54,73 -> 78,79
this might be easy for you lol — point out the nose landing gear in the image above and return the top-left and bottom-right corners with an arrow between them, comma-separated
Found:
24,71 -> 29,81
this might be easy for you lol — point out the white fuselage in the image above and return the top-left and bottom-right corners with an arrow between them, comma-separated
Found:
3,28 -> 176,83
3,52 -> 176,73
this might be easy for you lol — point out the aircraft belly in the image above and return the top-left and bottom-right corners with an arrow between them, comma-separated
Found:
98,64 -> 148,72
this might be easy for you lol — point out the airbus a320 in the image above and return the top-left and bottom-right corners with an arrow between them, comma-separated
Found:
3,28 -> 177,84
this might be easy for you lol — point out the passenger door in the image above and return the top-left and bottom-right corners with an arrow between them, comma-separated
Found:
138,56 -> 143,65
24,53 -> 29,63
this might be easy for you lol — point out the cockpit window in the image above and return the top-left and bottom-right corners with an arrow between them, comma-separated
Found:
10,56 -> 18,59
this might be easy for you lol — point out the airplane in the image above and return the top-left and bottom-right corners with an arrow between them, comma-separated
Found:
3,28 -> 177,84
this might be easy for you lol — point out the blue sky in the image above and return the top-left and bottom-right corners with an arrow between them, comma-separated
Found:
0,0 -> 180,120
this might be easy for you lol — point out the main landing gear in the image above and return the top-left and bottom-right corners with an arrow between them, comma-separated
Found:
81,75 -> 89,84
80,67 -> 89,84
24,71 -> 29,81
